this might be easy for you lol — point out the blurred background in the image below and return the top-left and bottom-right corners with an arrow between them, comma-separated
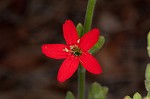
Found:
0,0 -> 150,99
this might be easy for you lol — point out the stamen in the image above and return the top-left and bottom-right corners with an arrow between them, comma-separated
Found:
77,39 -> 80,43
63,47 -> 69,52
70,46 -> 74,49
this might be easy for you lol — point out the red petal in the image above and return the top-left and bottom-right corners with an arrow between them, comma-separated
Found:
41,44 -> 68,59
79,51 -> 102,74
63,20 -> 79,45
79,29 -> 100,51
57,56 -> 79,82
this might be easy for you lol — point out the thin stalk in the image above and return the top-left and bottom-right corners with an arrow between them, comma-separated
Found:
78,65 -> 85,99
78,0 -> 97,99
83,0 -> 96,35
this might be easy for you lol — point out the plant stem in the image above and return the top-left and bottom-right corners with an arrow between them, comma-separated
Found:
83,0 -> 96,35
78,0 -> 97,99
78,65 -> 85,99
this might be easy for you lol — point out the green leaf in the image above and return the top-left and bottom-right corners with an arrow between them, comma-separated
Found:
146,64 -> 150,81
145,80 -> 150,93
76,23 -> 105,54
133,92 -> 142,99
65,91 -> 75,99
147,31 -> 150,57
76,23 -> 83,37
88,82 -> 108,99
145,64 -> 150,97
145,64 -> 150,92
143,97 -> 150,99
89,36 -> 105,54
123,96 -> 132,99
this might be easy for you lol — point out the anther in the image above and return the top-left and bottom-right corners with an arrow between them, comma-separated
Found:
77,39 -> 80,43
63,48 -> 69,52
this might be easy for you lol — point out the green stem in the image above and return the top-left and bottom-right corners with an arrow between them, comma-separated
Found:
78,0 -> 97,99
83,0 -> 96,35
78,65 -> 85,99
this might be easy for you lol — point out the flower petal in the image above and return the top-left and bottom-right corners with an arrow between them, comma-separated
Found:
79,51 -> 102,74
63,20 -> 79,45
57,56 -> 79,82
79,29 -> 100,51
41,44 -> 68,59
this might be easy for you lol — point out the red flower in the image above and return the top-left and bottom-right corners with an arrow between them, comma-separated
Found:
42,20 -> 102,82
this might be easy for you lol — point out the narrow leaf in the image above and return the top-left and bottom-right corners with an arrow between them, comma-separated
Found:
76,23 -> 83,37
65,91 -> 75,99
89,36 -> 105,54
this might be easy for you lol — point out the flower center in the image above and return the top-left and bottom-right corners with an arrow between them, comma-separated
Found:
70,45 -> 82,56
63,45 -> 82,56
72,47 -> 82,56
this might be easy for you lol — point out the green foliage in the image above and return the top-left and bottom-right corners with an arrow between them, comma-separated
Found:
145,64 -> 150,81
76,23 -> 83,37
76,23 -> 105,54
123,92 -> 142,99
89,36 -> 105,54
144,97 -> 150,99
123,96 -> 132,99
133,92 -> 142,99
123,32 -> 150,99
145,64 -> 150,92
147,32 -> 150,57
88,82 -> 108,99
146,31 -> 150,98
65,91 -> 75,99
